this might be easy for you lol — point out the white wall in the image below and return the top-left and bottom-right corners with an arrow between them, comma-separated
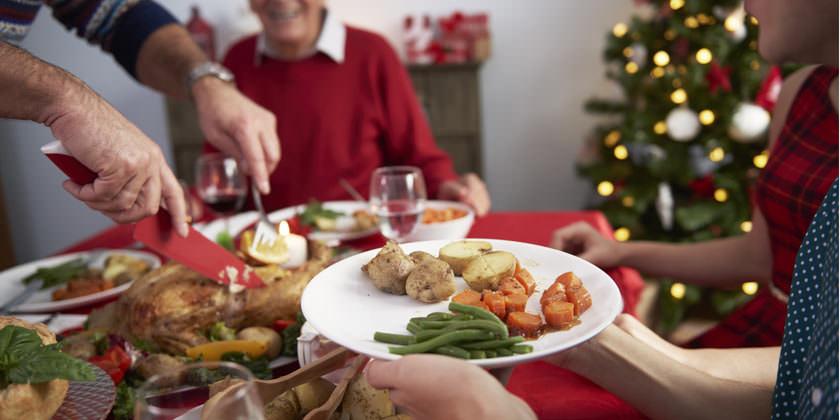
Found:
0,0 -> 634,262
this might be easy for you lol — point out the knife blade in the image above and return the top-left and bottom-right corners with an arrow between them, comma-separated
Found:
41,141 -> 264,289
0,278 -> 43,315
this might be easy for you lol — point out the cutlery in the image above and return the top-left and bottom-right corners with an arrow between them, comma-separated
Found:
339,179 -> 366,203
41,141 -> 264,289
201,347 -> 355,420
0,278 -> 43,315
250,184 -> 279,255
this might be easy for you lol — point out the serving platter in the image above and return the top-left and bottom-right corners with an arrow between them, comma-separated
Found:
301,239 -> 622,369
0,250 -> 161,313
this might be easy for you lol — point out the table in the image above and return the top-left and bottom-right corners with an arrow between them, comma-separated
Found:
58,210 -> 647,419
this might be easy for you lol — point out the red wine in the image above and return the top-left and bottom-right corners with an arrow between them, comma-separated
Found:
204,193 -> 245,214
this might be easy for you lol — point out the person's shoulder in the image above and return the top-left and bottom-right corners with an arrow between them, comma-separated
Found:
222,34 -> 259,68
345,26 -> 399,59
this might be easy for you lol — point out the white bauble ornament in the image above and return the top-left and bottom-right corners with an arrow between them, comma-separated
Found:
655,182 -> 674,231
666,107 -> 701,142
728,103 -> 770,143
629,43 -> 648,65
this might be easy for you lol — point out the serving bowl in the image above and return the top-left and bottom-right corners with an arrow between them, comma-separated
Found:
403,200 -> 475,242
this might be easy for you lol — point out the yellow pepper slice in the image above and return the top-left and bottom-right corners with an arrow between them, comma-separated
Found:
185,340 -> 267,361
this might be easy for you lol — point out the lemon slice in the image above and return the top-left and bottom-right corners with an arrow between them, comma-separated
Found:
241,229 -> 289,265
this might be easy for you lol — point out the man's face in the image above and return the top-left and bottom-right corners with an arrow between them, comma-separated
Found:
250,0 -> 325,50
745,0 -> 838,64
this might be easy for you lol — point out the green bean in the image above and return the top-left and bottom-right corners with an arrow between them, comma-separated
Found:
497,348 -> 513,357
469,350 -> 486,359
415,319 -> 455,329
414,320 -> 507,342
448,302 -> 508,338
433,345 -> 470,359
406,321 -> 423,335
426,312 -> 455,321
452,314 -> 474,321
484,350 -> 498,358
388,330 -> 495,355
461,336 -> 526,350
374,332 -> 416,345
511,345 -> 533,354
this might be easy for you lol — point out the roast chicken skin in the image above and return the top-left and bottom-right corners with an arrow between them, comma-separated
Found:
88,242 -> 331,354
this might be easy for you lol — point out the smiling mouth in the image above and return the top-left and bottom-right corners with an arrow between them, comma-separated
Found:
267,9 -> 301,22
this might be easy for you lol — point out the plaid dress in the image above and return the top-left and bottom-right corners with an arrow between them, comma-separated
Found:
688,66 -> 839,348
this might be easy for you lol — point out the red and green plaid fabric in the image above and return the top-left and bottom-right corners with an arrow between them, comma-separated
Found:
688,66 -> 839,349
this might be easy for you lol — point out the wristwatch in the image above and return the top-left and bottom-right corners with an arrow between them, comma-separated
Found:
186,62 -> 234,90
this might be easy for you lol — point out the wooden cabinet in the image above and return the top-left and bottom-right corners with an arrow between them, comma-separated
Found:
166,63 -> 485,183
408,63 -> 484,176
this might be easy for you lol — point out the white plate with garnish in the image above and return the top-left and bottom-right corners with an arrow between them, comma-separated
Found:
0,250 -> 160,313
301,239 -> 623,369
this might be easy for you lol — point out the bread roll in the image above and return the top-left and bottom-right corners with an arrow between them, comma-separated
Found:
0,316 -> 69,420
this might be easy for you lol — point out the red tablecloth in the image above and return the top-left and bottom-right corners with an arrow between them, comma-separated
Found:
57,211 -> 646,419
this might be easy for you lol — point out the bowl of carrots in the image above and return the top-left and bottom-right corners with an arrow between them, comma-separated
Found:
404,200 -> 474,242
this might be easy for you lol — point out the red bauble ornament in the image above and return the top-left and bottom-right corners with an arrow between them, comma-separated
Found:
706,61 -> 733,93
689,176 -> 715,197
755,66 -> 783,112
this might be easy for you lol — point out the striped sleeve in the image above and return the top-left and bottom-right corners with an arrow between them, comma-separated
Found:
44,0 -> 178,78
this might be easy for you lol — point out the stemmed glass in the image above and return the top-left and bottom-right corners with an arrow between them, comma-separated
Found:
134,361 -> 264,420
195,154 -> 247,237
369,166 -> 427,242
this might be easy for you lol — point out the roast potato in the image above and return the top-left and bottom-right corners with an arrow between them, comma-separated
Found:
237,327 -> 283,359
438,240 -> 492,275
461,251 -> 517,292
361,241 -> 415,295
341,374 -> 395,420
264,389 -> 300,420
405,252 -> 456,303
135,353 -> 186,380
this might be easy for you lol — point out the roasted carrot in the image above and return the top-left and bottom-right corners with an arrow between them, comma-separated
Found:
540,282 -> 567,307
452,289 -> 483,308
566,286 -> 593,316
555,272 -> 583,291
506,312 -> 542,336
543,301 -> 575,327
482,290 -> 507,320
499,277 -> 527,296
505,294 -> 528,315
515,268 -> 537,296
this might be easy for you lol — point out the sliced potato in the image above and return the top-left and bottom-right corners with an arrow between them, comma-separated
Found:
461,251 -> 517,292
438,240 -> 493,275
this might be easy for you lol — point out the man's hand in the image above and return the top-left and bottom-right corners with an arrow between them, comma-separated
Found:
366,355 -> 536,420
192,78 -> 280,194
49,93 -> 188,236
550,222 -> 624,268
439,173 -> 491,216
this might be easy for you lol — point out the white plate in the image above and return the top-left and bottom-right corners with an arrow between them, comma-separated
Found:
0,250 -> 161,313
301,239 -> 622,369
197,201 -> 379,244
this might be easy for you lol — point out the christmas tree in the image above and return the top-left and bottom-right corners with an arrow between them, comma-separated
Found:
579,0 -> 784,333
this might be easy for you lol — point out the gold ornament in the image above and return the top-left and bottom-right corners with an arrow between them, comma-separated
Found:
699,109 -> 715,125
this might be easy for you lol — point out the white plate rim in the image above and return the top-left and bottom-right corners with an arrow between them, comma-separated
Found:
301,239 -> 623,369
0,249 -> 161,313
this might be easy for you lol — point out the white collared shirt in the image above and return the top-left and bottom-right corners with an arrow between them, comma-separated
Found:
255,10 -> 345,64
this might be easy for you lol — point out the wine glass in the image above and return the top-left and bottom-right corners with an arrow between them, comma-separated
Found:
369,166 -> 427,242
195,154 -> 247,236
134,361 -> 265,420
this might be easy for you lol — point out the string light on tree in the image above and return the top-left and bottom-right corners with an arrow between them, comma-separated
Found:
695,48 -> 713,64
714,188 -> 729,202
708,147 -> 725,162
653,51 -> 670,67
651,67 -> 665,78
625,61 -> 639,74
699,109 -> 715,125
684,16 -> 699,28
664,29 -> 676,40
622,196 -> 635,207
654,121 -> 668,135
604,130 -> 621,147
614,145 -> 629,160
740,221 -> 753,232
670,88 -> 688,104
597,181 -> 615,196
614,227 -> 631,242
741,282 -> 759,295
750,16 -> 759,25
753,150 -> 769,168
669,0 -> 685,10
613,22 -> 628,37
670,283 -> 687,300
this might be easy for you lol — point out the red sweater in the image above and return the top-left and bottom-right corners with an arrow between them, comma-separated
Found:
212,27 -> 458,211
